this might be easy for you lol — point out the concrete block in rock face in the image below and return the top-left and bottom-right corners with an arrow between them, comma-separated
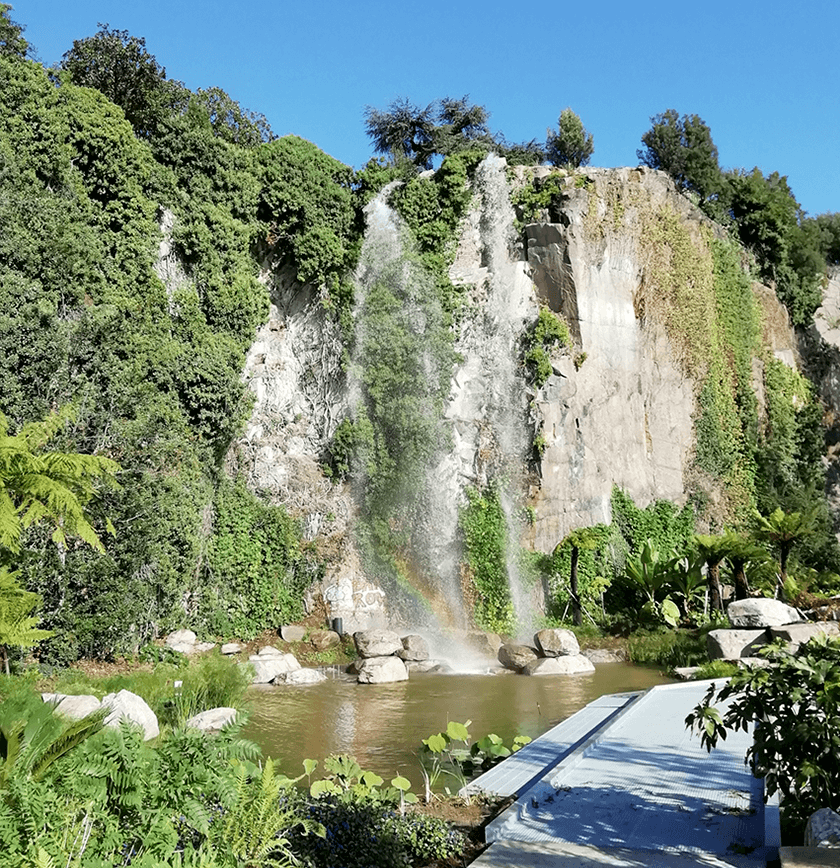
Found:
398,634 -> 429,661
534,628 -> 580,657
42,693 -> 102,719
706,628 -> 768,660
497,644 -> 539,671
186,707 -> 237,733
805,807 -> 840,847
221,642 -> 244,655
165,629 -> 196,649
275,668 -> 328,685
521,655 -> 595,676
101,690 -> 159,740
357,656 -> 409,684
310,630 -> 340,651
280,624 -> 306,643
727,598 -> 801,628
248,653 -> 300,684
768,621 -> 840,652
582,648 -> 627,664
353,629 -> 402,659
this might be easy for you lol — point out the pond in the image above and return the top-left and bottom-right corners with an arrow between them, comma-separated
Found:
243,663 -> 675,785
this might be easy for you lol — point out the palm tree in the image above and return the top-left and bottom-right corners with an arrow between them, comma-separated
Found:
752,506 -> 819,599
554,525 -> 609,626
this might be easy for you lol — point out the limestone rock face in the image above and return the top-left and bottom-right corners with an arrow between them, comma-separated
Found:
275,668 -> 328,685
356,656 -> 409,684
706,629 -> 769,660
498,644 -> 539,671
534,628 -> 580,657
727,598 -> 801,628
353,630 -> 402,659
186,707 -> 238,732
248,652 -> 301,684
398,634 -> 430,661
42,693 -> 101,719
101,690 -> 159,740
521,655 -> 595,676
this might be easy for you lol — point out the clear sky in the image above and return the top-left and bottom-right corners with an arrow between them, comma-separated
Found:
11,0 -> 839,217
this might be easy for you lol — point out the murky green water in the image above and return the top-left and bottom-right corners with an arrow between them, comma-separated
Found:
243,664 -> 674,783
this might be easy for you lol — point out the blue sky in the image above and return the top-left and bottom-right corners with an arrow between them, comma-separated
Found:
12,0 -> 839,217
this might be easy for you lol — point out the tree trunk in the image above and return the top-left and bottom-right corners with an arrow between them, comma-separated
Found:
777,543 -> 791,600
733,558 -> 749,600
708,560 -> 723,613
570,545 -> 582,627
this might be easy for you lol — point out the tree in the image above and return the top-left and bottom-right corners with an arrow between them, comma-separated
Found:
0,411 -> 119,560
189,86 -> 274,147
0,3 -> 28,58
555,525 -> 609,626
59,24 -> 176,137
546,108 -> 594,168
753,506 -> 819,599
637,110 -> 722,203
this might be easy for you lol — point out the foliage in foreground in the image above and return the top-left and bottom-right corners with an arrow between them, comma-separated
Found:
686,635 -> 840,839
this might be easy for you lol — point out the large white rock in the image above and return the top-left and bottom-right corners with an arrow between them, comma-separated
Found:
221,642 -> 244,655
727,598 -> 801,628
42,693 -> 102,719
353,630 -> 403,659
768,621 -> 839,652
101,690 -> 159,740
534,628 -> 580,657
165,629 -> 196,649
805,807 -> 840,847
248,652 -> 301,683
398,634 -> 429,661
706,629 -> 768,660
498,644 -> 539,671
521,655 -> 595,676
275,668 -> 328,685
357,656 -> 409,684
185,707 -> 238,733
280,624 -> 306,643
257,645 -> 286,657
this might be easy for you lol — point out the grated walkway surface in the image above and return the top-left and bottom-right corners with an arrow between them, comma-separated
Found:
476,681 -> 775,867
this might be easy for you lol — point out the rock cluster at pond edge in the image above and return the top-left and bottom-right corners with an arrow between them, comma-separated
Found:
498,628 -> 595,675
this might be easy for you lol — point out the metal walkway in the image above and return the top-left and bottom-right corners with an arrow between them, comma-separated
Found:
469,681 -> 779,867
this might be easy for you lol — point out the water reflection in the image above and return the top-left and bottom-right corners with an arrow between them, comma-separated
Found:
243,665 -> 674,781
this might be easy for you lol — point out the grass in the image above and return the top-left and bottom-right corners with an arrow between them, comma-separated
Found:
627,629 -> 708,669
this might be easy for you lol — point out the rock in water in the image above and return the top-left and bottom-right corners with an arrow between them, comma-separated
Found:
498,644 -> 539,671
101,690 -> 159,740
534,628 -> 580,657
248,653 -> 301,683
353,630 -> 402,658
275,668 -> 328,685
521,655 -> 595,676
186,707 -> 238,733
727,598 -> 800,628
398,634 -> 429,661
357,656 -> 409,683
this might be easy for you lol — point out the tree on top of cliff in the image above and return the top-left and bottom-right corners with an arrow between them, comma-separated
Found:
546,108 -> 594,169
637,110 -> 723,204
0,4 -> 28,58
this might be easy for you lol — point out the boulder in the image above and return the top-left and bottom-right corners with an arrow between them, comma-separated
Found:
248,652 -> 301,684
465,631 -> 503,656
42,693 -> 101,719
727,598 -> 801,628
221,642 -> 244,655
534,628 -> 580,657
498,644 -> 539,672
280,624 -> 307,643
398,634 -> 429,661
582,648 -> 627,664
165,629 -> 196,653
406,659 -> 442,674
101,690 -> 159,740
706,629 -> 768,660
357,656 -> 409,684
195,642 -> 216,653
805,807 -> 840,847
521,655 -> 595,676
275,668 -> 328,685
768,621 -> 840,652
353,629 -> 402,659
310,630 -> 340,651
257,645 -> 286,657
185,707 -> 238,733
